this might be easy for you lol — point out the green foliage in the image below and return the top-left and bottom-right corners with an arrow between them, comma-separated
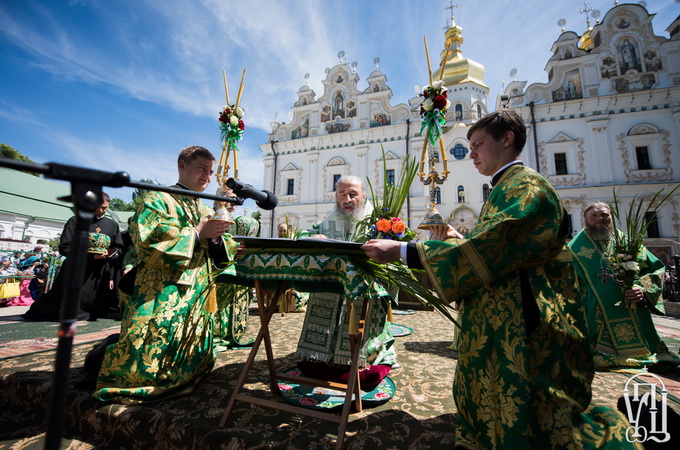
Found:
351,145 -> 419,243
47,234 -> 61,252
251,210 -> 261,221
132,178 -> 159,209
0,143 -> 39,177
109,197 -> 135,212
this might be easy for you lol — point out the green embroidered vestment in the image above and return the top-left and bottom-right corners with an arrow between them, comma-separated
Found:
416,165 -> 634,449
95,189 -> 237,403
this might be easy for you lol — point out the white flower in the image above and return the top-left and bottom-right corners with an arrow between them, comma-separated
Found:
422,98 -> 434,111
235,107 -> 244,118
445,99 -> 451,110
432,80 -> 444,90
621,261 -> 640,272
617,254 -> 626,260
229,115 -> 239,126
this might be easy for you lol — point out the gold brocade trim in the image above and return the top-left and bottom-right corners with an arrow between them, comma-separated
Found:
458,240 -> 492,286
148,192 -> 180,267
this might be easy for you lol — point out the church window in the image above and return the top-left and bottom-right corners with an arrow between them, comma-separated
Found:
482,183 -> 490,202
286,179 -> 295,196
455,104 -> 464,121
457,185 -> 465,203
554,153 -> 568,175
386,169 -> 395,186
645,212 -> 659,238
451,143 -> 468,160
332,174 -> 341,191
433,151 -> 440,163
635,146 -> 651,170
435,187 -> 441,204
476,104 -> 482,119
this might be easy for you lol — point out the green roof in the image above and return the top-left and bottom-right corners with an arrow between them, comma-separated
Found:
0,167 -> 73,222
0,167 -> 130,227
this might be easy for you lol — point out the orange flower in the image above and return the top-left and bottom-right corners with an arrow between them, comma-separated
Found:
376,218 -> 392,233
391,220 -> 406,234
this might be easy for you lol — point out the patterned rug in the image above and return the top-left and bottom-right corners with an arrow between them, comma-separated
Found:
388,323 -> 414,337
277,366 -> 395,410
1,310 -> 679,448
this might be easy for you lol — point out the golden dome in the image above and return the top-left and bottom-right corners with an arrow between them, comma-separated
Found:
433,18 -> 488,88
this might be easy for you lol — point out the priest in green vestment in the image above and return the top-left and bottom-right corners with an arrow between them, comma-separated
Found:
569,202 -> 679,372
362,110 -> 635,449
95,146 -> 237,404
213,187 -> 259,350
297,176 -> 396,376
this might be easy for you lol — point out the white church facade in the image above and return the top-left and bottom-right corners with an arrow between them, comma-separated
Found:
502,2 -> 680,265
259,2 -> 679,266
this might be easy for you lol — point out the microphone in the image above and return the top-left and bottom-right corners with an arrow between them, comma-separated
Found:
226,178 -> 278,210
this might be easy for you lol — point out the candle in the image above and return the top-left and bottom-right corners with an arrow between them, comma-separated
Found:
234,68 -> 246,110
222,70 -> 230,106
424,36 -> 433,85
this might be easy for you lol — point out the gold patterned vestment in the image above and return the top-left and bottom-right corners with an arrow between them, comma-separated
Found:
569,229 -> 680,372
95,188 -> 237,404
416,165 -> 636,449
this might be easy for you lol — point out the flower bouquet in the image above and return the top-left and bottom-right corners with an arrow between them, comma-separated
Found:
419,80 -> 450,147
348,146 -> 459,325
608,184 -> 679,307
219,105 -> 245,151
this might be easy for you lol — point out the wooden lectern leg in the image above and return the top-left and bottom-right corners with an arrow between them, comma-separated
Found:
219,280 -> 284,428
335,297 -> 370,449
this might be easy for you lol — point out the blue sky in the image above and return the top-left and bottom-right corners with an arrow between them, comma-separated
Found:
0,0 -> 676,207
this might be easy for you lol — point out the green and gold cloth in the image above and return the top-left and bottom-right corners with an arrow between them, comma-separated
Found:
218,252 -> 395,367
416,165 -> 635,449
95,188 -> 237,404
569,229 -> 679,372
214,215 -> 259,350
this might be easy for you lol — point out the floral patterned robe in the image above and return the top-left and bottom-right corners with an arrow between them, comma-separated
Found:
95,188 -> 237,404
569,229 -> 679,372
214,215 -> 259,349
416,165 -> 634,449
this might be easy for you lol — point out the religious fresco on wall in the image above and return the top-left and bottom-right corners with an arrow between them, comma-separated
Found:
643,49 -> 663,72
616,16 -> 631,29
347,100 -> 357,118
326,119 -> 351,134
332,90 -> 346,119
321,105 -> 331,123
618,38 -> 642,74
291,114 -> 309,139
552,68 -> 583,102
600,55 -> 618,79
612,73 -> 656,93
369,102 -> 391,127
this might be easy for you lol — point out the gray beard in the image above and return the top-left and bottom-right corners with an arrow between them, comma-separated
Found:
586,224 -> 614,241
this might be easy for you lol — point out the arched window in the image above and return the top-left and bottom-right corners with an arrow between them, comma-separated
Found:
482,183 -> 490,202
457,185 -> 465,203
476,104 -> 483,119
450,143 -> 468,160
455,103 -> 464,121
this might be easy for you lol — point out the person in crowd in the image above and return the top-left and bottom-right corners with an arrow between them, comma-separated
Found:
296,175 -> 396,389
95,146 -> 237,404
569,202 -> 680,372
22,193 -> 123,321
213,186 -> 258,350
277,222 -> 290,238
361,109 -> 634,448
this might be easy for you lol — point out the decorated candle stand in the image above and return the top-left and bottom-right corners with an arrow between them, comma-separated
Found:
418,36 -> 452,230
213,68 -> 247,222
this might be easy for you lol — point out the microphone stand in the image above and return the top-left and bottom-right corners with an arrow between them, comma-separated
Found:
0,158 -> 242,450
